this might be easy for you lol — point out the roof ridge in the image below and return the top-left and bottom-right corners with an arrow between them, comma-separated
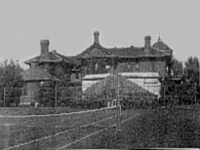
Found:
50,50 -> 64,61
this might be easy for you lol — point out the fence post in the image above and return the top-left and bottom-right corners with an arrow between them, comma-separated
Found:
116,73 -> 121,133
195,82 -> 197,104
55,86 -> 57,108
4,123 -> 11,148
163,85 -> 165,107
4,87 -> 6,107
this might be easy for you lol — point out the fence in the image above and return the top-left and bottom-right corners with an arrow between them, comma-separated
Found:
0,82 -> 198,108
0,106 -> 126,150
0,84 -> 158,107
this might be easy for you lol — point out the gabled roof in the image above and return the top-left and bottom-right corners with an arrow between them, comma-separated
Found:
56,53 -> 80,66
79,44 -> 169,59
78,43 -> 112,58
78,32 -> 173,59
22,67 -> 56,81
152,37 -> 172,51
25,50 -> 80,66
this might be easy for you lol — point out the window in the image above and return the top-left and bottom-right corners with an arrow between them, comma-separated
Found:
144,79 -> 158,84
127,64 -> 131,69
135,63 -> 139,70
40,81 -> 44,86
95,63 -> 98,71
106,65 -> 110,69
76,73 -> 79,79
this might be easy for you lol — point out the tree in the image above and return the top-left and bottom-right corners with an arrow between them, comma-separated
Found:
170,56 -> 183,77
184,56 -> 199,84
183,56 -> 200,102
0,59 -> 24,106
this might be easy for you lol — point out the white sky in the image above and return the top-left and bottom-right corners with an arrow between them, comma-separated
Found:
0,0 -> 199,69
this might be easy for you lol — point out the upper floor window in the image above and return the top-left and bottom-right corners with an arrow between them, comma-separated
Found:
127,64 -> 131,69
106,65 -> 110,69
95,63 -> 98,71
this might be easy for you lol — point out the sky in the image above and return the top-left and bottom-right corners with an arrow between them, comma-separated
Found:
0,0 -> 199,69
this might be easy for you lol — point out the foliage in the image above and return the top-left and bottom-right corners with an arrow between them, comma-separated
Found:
171,56 -> 183,77
37,62 -> 82,107
183,56 -> 200,100
0,59 -> 24,106
184,56 -> 199,84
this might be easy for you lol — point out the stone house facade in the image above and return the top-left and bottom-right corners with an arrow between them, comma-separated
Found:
78,32 -> 172,77
79,31 -> 173,97
78,31 -> 173,77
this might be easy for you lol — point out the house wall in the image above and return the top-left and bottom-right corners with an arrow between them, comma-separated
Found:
81,58 -> 113,75
82,75 -> 161,96
117,59 -> 167,77
82,57 -> 168,77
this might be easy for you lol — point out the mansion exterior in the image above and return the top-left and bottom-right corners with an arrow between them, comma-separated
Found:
21,31 -> 173,105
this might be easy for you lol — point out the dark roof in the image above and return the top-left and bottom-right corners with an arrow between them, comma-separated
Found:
78,43 -> 112,58
152,37 -> 172,51
56,53 -> 80,66
22,67 -> 56,81
78,42 -> 170,59
107,46 -> 166,58
25,50 -> 80,66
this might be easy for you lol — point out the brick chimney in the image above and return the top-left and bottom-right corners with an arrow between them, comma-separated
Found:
144,36 -> 151,49
93,31 -> 100,44
40,40 -> 49,55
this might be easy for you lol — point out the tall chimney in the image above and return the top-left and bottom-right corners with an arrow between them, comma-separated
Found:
93,31 -> 100,44
40,40 -> 49,55
144,36 -> 151,49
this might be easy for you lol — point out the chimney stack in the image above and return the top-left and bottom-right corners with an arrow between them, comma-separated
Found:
144,36 -> 151,49
93,31 -> 100,44
40,40 -> 49,55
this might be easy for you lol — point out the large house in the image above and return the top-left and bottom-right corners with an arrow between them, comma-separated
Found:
80,31 -> 173,96
21,31 -> 173,105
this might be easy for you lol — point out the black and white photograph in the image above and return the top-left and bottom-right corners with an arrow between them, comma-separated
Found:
0,0 -> 200,149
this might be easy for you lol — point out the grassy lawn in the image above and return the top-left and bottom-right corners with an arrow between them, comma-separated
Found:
2,106 -> 199,149
65,107 -> 200,149
0,107 -> 117,150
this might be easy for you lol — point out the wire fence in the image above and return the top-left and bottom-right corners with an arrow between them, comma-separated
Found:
0,83 -> 198,108
1,106 -> 121,150
0,84 -> 161,107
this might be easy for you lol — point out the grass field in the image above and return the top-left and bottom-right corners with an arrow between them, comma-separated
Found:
67,107 -> 200,149
0,106 -> 118,150
2,105 -> 200,149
